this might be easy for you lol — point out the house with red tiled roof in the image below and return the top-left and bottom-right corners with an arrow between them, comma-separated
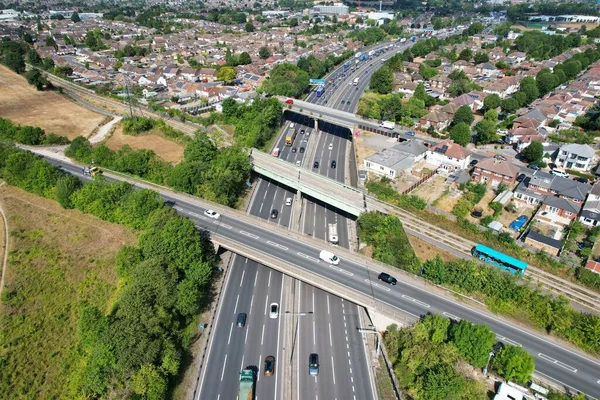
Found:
426,140 -> 472,171
471,157 -> 520,186
418,110 -> 451,132
585,260 -> 600,274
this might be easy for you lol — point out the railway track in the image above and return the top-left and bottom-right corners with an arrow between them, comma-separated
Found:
374,198 -> 600,312
44,73 -> 201,137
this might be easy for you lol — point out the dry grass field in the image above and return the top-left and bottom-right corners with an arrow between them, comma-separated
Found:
104,123 -> 185,163
0,65 -> 105,139
0,185 -> 137,399
408,235 -> 457,262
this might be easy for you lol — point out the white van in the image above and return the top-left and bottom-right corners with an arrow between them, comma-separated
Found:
319,250 -> 340,265
551,168 -> 569,178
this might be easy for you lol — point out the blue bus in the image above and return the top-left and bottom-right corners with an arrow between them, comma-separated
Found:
343,61 -> 351,70
316,85 -> 325,97
471,244 -> 527,275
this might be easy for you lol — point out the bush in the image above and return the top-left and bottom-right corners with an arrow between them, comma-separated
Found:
122,116 -> 156,134
366,178 -> 427,211
0,118 -> 69,146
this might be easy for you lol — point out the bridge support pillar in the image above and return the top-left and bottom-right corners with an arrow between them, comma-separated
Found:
314,119 -> 318,132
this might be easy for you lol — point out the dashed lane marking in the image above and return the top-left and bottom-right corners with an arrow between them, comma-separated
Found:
297,252 -> 320,262
240,230 -> 259,239
402,294 -> 430,308
538,353 -> 578,373
267,241 -> 288,250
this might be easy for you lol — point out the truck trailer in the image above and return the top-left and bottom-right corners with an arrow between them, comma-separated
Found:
328,223 -> 338,245
239,368 -> 255,400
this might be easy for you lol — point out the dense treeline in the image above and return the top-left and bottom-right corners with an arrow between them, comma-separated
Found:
357,212 -> 420,273
384,314 -> 534,399
514,31 -> 582,60
66,130 -> 251,207
0,118 -> 69,146
0,141 -> 218,399
422,257 -> 600,355
220,97 -> 283,148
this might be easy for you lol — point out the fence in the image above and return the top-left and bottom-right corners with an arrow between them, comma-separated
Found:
358,124 -> 400,138
401,167 -> 439,195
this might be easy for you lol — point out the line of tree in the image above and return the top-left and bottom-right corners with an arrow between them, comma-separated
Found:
0,117 -> 69,146
0,141 -> 218,399
384,314 -> 535,400
514,31 -> 582,61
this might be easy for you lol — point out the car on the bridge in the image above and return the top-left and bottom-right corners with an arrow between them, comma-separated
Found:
328,143 -> 334,150
271,209 -> 279,219
270,303 -> 279,319
204,209 -> 220,219
285,99 -> 294,104
319,250 -> 340,265
378,272 -> 397,285
264,356 -> 276,376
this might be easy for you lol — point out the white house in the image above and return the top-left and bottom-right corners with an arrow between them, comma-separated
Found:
554,143 -> 595,172
426,140 -> 471,171
580,182 -> 600,227
364,140 -> 428,179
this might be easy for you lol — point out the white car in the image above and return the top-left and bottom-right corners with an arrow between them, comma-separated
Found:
296,160 -> 302,167
319,250 -> 340,265
204,209 -> 220,219
285,197 -> 292,206
328,143 -> 333,150
551,169 -> 569,178
269,303 -> 279,319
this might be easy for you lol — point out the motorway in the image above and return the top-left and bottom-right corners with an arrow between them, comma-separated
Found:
49,157 -> 600,398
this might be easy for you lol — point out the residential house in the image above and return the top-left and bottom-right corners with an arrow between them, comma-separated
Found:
363,140 -> 428,179
453,91 -> 486,111
579,182 -> 600,227
477,62 -> 498,77
483,76 -> 520,98
198,68 -> 218,82
396,81 -> 418,97
418,110 -> 451,131
513,171 -> 591,207
426,140 -> 471,171
524,230 -> 562,256
536,195 -> 581,228
554,143 -> 596,172
584,259 -> 600,274
471,157 -> 520,186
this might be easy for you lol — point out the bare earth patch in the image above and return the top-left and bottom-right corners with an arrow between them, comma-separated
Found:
408,235 -> 457,262
104,123 -> 185,164
0,185 -> 137,399
411,176 -> 449,204
0,65 -> 105,139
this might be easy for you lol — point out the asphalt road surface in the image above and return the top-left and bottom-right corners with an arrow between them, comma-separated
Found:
49,159 -> 600,399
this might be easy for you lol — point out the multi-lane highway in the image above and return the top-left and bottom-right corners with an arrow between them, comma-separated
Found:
41,155 -> 600,399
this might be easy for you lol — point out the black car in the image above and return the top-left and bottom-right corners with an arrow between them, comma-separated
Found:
291,147 -> 297,153
470,210 -> 483,219
299,147 -> 305,153
271,209 -> 279,219
341,100 -> 345,105
527,164 -> 540,171
331,160 -> 336,168
574,177 -> 588,183
236,313 -> 247,328
164,200 -> 176,207
300,129 -> 305,134
378,272 -> 397,285
469,159 -> 478,167
517,173 -> 526,182
313,161 -> 320,168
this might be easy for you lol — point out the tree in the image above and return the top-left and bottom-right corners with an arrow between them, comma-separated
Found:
289,18 -> 298,27
238,51 -> 252,65
449,320 -> 496,368
260,63 -> 309,98
458,48 -> 472,62
501,98 -> 519,114
55,175 -> 82,209
245,22 -> 255,32
519,77 -> 539,105
258,46 -> 271,60
475,119 -> 497,144
466,22 -> 484,35
483,93 -> 501,111
24,69 -> 50,90
71,12 -> 81,23
520,141 -> 544,163
484,109 -> 498,122
473,52 -> 489,64
369,65 -> 393,94
26,48 -> 42,66
2,51 -> 25,73
451,105 -> 474,127
492,345 -> 535,384
536,73 -> 559,97
450,123 -> 472,147
217,66 -> 237,83
45,35 -> 57,48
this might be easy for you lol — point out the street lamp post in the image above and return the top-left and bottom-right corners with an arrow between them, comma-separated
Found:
287,311 -> 313,364
357,327 -> 381,357
482,351 -> 494,376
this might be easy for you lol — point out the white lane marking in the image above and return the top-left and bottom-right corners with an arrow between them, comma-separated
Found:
535,371 -> 597,400
240,269 -> 245,287
245,326 -> 249,344
274,276 -> 284,400
327,295 -> 330,315
227,323 -> 234,345
402,294 -> 431,308
497,335 -> 522,347
240,355 -> 245,371
258,353 -> 262,382
250,295 -> 254,312
264,295 -> 269,316
220,354 -> 227,381
189,211 -> 202,218
538,353 -> 578,373
240,230 -> 259,239
297,252 -> 320,263
254,271 -> 258,287
267,240 -> 288,250
331,356 -> 336,385
313,320 -> 316,346
234,295 -> 240,314
174,206 -> 183,211
268,270 -> 272,287
329,264 -> 354,276
213,221 -> 231,229
365,279 -> 390,292
329,323 -> 333,346
262,324 -> 266,346
443,312 -> 461,321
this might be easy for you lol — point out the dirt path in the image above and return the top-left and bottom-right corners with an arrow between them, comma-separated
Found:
89,116 -> 122,144
0,184 -> 9,301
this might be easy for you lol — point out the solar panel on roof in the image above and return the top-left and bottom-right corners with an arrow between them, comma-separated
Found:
244,74 -> 252,78
251,76 -> 259,81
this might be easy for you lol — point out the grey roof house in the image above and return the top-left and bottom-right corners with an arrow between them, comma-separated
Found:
363,140 -> 428,179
